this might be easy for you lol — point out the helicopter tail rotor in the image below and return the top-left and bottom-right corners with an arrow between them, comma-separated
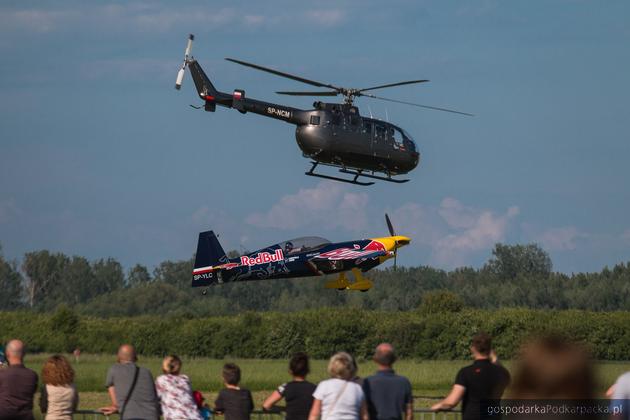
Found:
175,34 -> 194,90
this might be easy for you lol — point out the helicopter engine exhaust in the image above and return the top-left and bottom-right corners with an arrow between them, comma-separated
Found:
175,34 -> 194,90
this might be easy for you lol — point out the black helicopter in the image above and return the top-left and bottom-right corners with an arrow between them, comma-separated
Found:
175,35 -> 471,185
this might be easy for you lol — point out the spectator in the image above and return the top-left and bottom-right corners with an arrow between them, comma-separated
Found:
362,343 -> 412,420
263,352 -> 316,420
510,334 -> 595,399
72,348 -> 81,364
214,363 -> 254,420
509,335 -> 599,420
609,370 -> 630,420
431,332 -> 510,420
309,352 -> 368,420
100,344 -> 160,420
0,339 -> 38,420
155,355 -> 203,420
39,355 -> 79,420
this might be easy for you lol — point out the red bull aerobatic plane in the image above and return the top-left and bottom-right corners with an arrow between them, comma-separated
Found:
192,215 -> 410,293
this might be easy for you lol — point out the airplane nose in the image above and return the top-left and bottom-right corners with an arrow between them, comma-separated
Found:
394,235 -> 411,247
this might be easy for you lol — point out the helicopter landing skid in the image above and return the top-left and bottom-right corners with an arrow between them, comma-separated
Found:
305,162 -> 375,186
339,169 -> 410,184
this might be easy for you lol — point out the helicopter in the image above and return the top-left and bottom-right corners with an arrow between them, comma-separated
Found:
175,34 -> 471,185
192,214 -> 409,293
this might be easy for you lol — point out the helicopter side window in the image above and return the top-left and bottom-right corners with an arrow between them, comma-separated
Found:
375,125 -> 386,140
363,120 -> 372,135
310,115 -> 320,125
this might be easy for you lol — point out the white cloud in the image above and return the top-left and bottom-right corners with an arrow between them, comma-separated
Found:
536,226 -> 583,251
0,9 -> 79,33
304,10 -> 345,26
432,199 -> 519,266
246,181 -> 368,232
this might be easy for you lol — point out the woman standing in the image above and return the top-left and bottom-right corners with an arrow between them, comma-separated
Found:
263,352 -> 316,420
39,355 -> 79,420
309,352 -> 367,420
155,355 -> 203,420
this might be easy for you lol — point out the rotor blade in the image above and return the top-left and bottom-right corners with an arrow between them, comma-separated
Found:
276,90 -> 339,96
358,79 -> 429,93
385,213 -> 395,237
225,58 -> 340,91
361,93 -> 474,116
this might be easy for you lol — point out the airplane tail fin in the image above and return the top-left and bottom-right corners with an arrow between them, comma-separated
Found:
192,230 -> 228,287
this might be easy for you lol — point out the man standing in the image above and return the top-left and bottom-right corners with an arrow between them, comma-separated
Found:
362,343 -> 413,420
431,332 -> 510,420
100,344 -> 160,420
0,339 -> 39,420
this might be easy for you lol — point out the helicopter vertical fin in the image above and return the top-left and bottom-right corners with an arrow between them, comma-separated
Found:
188,60 -> 220,99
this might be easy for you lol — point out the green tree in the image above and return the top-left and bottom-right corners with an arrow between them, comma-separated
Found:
92,258 -> 124,295
153,259 -> 193,288
418,290 -> 465,314
59,256 -> 95,305
0,246 -> 23,310
22,250 -> 69,309
127,264 -> 151,288
484,243 -> 552,280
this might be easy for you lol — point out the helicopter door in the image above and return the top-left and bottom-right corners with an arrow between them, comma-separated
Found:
373,124 -> 389,158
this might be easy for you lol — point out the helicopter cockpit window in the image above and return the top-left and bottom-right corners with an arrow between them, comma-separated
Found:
277,236 -> 331,255
401,128 -> 417,152
392,127 -> 404,146
310,115 -> 320,125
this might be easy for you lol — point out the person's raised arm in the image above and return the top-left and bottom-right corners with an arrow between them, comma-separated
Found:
263,390 -> 283,411
431,385 -> 465,411
308,398 -> 322,420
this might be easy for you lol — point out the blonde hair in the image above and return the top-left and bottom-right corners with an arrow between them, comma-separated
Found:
327,352 -> 356,380
162,355 -> 182,375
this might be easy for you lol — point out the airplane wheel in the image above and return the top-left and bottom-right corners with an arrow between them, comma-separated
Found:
360,289 -> 369,293
337,288 -> 345,291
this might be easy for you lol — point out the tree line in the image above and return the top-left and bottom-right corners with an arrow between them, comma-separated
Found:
1,242 -> 630,316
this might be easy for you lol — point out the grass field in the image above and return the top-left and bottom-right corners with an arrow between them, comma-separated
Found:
21,354 -> 630,419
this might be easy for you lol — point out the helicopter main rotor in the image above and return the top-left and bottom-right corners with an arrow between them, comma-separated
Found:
225,57 -> 472,116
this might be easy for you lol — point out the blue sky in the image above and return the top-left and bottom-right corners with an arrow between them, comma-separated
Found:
1,0 -> 629,273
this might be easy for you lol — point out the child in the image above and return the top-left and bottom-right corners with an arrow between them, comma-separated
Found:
214,363 -> 254,420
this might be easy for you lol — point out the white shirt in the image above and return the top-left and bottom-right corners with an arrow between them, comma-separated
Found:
313,378 -> 364,420
613,371 -> 630,399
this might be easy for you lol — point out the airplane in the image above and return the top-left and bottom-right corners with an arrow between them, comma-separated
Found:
192,215 -> 410,292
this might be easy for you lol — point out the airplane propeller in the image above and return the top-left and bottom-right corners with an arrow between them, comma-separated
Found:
385,213 -> 399,271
